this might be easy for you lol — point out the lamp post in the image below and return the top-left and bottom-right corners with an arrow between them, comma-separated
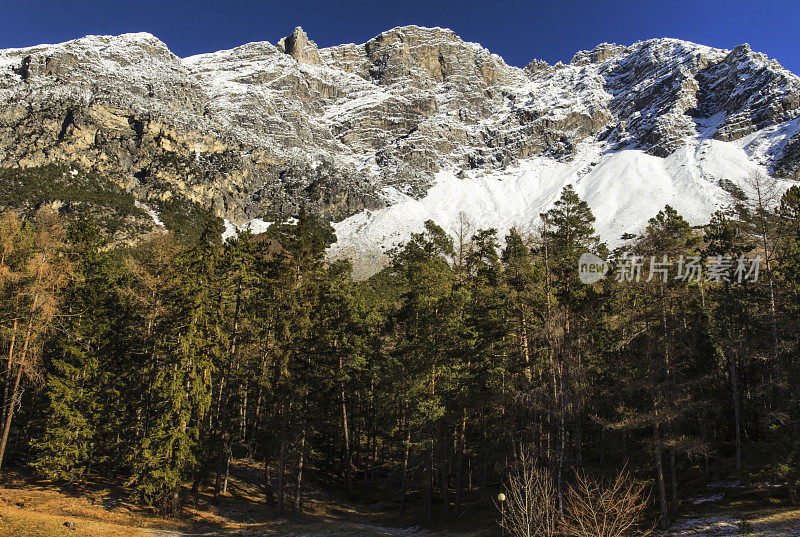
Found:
497,492 -> 506,536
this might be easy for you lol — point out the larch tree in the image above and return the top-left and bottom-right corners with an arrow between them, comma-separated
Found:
0,208 -> 73,473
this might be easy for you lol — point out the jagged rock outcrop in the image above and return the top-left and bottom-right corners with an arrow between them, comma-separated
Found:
0,26 -> 799,258
277,27 -> 321,65
775,130 -> 800,180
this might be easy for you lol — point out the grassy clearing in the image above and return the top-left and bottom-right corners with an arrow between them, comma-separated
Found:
0,461 -> 435,537
0,505 -> 150,537
1,460 -> 797,537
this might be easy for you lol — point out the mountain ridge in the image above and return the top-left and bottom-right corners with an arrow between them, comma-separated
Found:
0,26 -> 798,275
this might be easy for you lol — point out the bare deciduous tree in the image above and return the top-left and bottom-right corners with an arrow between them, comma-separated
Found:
562,469 -> 652,537
498,448 -> 559,537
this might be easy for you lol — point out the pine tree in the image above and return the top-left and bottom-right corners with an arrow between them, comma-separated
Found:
704,209 -> 756,475
612,205 -> 706,526
391,220 -> 458,518
542,185 -> 602,511
775,186 -> 800,504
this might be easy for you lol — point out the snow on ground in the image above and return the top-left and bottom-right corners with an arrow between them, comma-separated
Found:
708,480 -> 742,489
663,512 -> 800,537
351,524 -> 427,536
245,218 -> 273,234
222,218 -> 274,241
689,493 -> 725,505
740,116 -> 800,166
222,219 -> 238,241
134,200 -> 166,229
330,125 -> 793,277
665,516 -> 741,537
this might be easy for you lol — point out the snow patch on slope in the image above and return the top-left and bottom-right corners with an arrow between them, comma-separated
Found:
134,201 -> 166,229
331,128 -> 790,278
222,218 -> 273,241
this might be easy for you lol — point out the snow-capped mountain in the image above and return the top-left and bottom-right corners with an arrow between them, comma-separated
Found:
1,26 -> 799,275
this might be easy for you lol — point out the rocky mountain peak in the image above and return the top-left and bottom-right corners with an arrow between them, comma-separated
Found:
1,28 -> 799,276
3,31 -> 180,84
570,42 -> 627,66
276,26 -> 321,64
351,25 -> 520,89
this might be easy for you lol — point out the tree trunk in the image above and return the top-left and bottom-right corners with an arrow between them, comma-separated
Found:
1,318 -> 17,429
467,456 -> 472,491
732,351 -> 742,474
248,325 -> 274,446
424,448 -> 433,521
0,311 -> 35,473
557,349 -> 566,517
0,361 -> 23,471
367,375 -> 376,487
440,455 -> 450,520
400,408 -> 411,514
455,407 -> 467,514
521,315 -> 533,382
264,460 -> 274,503
753,175 -> 781,379
670,447 -> 679,514
370,432 -> 377,488
661,282 -> 679,515
215,280 -> 242,502
653,422 -> 669,528
339,355 -> 354,498
294,423 -> 306,510
277,437 -> 287,514
222,455 -> 231,494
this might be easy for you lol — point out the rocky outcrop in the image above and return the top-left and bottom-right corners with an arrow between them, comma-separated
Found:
0,27 -> 798,236
775,130 -> 800,180
570,43 -> 627,66
702,44 -> 800,141
277,27 -> 321,65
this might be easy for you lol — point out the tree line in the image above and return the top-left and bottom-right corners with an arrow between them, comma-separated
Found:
0,174 -> 798,528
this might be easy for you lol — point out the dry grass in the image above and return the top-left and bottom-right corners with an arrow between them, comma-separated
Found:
0,503 -> 150,537
4,459 -> 796,537
0,472 -> 190,534
0,461 -> 429,537
747,507 -> 800,533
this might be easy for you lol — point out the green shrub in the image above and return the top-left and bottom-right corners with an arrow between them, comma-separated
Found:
0,165 -> 146,234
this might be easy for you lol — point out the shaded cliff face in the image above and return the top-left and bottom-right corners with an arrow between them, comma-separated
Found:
0,26 -> 799,263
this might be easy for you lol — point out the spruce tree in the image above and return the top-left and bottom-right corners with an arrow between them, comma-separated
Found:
31,218 -> 117,480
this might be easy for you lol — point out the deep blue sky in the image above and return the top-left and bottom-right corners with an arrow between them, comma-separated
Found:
2,0 -> 799,72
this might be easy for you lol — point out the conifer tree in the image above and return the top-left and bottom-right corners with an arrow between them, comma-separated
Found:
542,185 -> 602,510
129,217 -> 222,513
31,217 -> 117,480
704,209 -> 756,475
391,220 -> 457,518
613,205 -> 706,526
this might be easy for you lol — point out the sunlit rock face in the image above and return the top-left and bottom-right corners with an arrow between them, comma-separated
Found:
1,27 -> 799,274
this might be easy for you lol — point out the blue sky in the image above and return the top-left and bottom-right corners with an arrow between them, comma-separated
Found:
2,0 -> 799,72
